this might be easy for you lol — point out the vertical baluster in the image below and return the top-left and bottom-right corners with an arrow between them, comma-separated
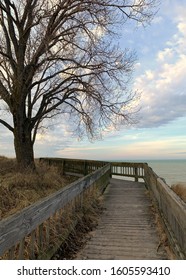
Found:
55,211 -> 60,234
45,218 -> 50,246
135,167 -> 138,182
8,246 -> 15,260
38,224 -> 44,251
29,230 -> 36,260
18,238 -> 25,260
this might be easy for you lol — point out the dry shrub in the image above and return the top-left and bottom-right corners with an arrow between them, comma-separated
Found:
171,183 -> 186,203
0,155 -> 18,175
0,157 -> 78,219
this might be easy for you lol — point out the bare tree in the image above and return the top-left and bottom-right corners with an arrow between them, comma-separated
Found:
0,0 -> 157,169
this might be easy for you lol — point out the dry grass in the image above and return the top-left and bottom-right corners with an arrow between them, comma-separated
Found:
0,156 -> 78,220
0,181 -> 104,260
0,157 -> 106,260
171,183 -> 186,203
51,188 -> 104,260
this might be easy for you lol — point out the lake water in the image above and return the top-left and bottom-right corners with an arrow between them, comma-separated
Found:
112,159 -> 186,186
145,159 -> 186,186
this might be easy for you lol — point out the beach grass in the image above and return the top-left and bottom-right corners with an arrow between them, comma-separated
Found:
0,156 -> 78,220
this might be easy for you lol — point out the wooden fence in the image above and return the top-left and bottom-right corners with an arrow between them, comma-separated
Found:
40,157 -> 107,176
0,162 -> 111,259
111,162 -> 145,181
144,164 -> 186,259
40,158 -> 145,181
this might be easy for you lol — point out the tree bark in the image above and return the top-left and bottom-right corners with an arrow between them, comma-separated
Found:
13,117 -> 35,170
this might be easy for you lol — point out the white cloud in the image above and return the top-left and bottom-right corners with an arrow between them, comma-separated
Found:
134,7 -> 186,128
145,70 -> 154,80
177,22 -> 186,34
120,136 -> 186,159
157,48 -> 173,62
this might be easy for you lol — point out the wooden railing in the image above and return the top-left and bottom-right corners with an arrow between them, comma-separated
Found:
0,163 -> 111,260
111,162 -> 145,181
143,164 -> 186,259
42,159 -> 145,181
40,158 -> 108,176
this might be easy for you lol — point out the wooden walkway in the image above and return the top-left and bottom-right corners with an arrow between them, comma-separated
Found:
76,178 -> 168,260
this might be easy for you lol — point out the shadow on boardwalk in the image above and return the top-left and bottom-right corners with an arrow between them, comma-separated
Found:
76,178 -> 168,260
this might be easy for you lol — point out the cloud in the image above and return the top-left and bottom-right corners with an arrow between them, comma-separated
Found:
110,134 -> 186,160
144,70 -> 155,80
34,122 -> 76,155
0,126 -> 14,157
134,8 -> 186,128
157,48 -> 173,62
177,22 -> 186,34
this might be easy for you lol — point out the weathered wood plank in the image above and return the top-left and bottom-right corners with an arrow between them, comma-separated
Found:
76,179 -> 168,260
18,238 -> 25,260
156,178 -> 186,258
8,246 -> 15,260
144,165 -> 186,259
29,231 -> 36,259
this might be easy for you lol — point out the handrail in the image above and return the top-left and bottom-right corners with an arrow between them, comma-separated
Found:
0,163 -> 111,259
40,157 -> 108,176
111,162 -> 145,181
143,164 -> 186,259
41,158 -> 145,182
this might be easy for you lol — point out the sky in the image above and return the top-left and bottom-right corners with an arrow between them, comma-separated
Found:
0,0 -> 186,161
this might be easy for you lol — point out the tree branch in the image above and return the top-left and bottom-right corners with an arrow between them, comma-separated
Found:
0,80 -> 10,105
0,118 -> 14,132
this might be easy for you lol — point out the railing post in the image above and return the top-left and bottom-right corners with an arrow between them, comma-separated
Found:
61,160 -> 65,175
110,164 -> 112,178
134,167 -> 138,182
84,161 -> 88,175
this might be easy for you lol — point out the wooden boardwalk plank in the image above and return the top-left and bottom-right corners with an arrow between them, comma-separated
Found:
76,178 -> 168,260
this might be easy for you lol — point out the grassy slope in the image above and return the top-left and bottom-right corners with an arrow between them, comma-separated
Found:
0,156 -> 78,219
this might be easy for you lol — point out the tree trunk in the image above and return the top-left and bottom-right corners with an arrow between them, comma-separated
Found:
13,124 -> 35,170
